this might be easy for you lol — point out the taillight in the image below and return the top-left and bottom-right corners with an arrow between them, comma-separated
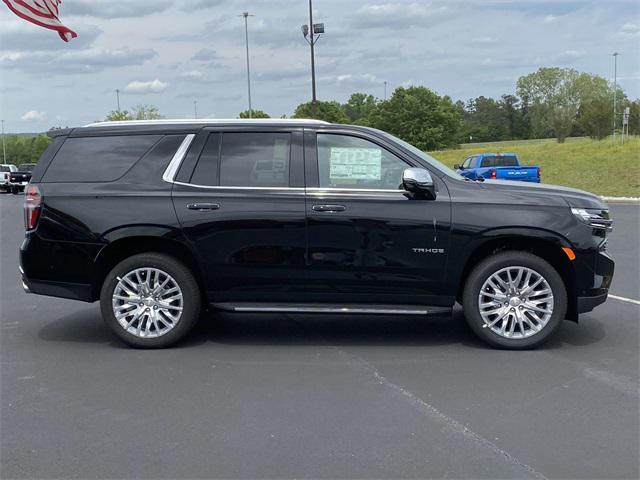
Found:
537,167 -> 541,179
24,185 -> 42,231
490,169 -> 497,179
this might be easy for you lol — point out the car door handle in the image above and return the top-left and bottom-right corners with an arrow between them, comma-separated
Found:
187,203 -> 220,211
312,204 -> 346,212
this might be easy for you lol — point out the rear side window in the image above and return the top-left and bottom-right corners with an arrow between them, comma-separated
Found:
43,135 -> 160,182
219,132 -> 290,187
481,155 -> 518,168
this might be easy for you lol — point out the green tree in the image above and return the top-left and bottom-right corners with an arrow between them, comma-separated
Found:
104,110 -> 133,121
459,96 -> 509,143
238,109 -> 270,118
574,73 -> 625,140
517,67 -> 582,143
104,104 -> 163,122
342,93 -> 378,124
292,100 -> 349,123
626,99 -> 640,135
367,86 -> 461,150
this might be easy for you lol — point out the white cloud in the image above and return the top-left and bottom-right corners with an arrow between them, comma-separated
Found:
543,14 -> 558,23
179,70 -> 204,79
21,110 -> 46,121
124,79 -> 169,94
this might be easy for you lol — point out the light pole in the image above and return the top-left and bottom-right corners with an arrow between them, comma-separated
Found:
115,89 -> 121,112
239,12 -> 254,118
1,120 -> 6,163
301,0 -> 324,116
194,100 -> 198,119
612,52 -> 620,141
384,81 -> 388,100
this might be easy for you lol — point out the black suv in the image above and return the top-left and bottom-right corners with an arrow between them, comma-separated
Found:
20,120 -> 614,349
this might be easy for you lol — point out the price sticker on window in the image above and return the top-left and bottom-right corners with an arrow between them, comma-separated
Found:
329,147 -> 382,181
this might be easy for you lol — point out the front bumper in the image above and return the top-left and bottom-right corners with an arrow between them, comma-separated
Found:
577,292 -> 608,314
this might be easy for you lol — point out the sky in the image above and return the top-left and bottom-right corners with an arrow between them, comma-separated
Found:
0,0 -> 638,133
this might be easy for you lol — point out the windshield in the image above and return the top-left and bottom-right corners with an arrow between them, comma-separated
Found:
481,155 -> 518,167
20,164 -> 36,172
376,130 -> 465,180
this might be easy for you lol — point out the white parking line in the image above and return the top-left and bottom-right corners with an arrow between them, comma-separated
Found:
609,294 -> 640,306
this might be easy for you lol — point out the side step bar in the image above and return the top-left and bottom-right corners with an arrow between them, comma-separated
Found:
211,303 -> 452,316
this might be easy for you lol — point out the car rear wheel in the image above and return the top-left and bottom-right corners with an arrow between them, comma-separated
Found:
100,253 -> 201,348
462,251 -> 567,349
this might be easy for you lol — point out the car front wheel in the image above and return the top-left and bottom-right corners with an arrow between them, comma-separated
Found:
100,253 -> 201,348
462,251 -> 567,349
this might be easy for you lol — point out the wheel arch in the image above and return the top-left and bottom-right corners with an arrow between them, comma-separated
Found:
456,229 -> 578,321
92,235 -> 206,302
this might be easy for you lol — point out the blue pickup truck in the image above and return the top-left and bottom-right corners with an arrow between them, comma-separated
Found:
454,153 -> 540,183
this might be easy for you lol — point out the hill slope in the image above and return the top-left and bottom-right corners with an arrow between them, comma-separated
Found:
429,137 -> 640,197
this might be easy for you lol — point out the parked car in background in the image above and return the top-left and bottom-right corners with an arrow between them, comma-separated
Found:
1,164 -> 18,192
455,153 -> 540,183
20,120 -> 613,350
9,163 -> 36,194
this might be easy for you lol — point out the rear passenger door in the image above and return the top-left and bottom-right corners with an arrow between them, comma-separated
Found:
171,127 -> 306,304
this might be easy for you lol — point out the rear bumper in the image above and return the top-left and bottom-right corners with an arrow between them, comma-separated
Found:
20,266 -> 93,302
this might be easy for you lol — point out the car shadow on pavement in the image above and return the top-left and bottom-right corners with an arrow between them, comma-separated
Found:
36,305 -> 606,350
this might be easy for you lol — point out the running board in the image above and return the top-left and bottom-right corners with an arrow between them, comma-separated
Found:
210,303 -> 452,316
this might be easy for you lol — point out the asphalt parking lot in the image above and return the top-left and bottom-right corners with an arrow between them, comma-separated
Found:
1,193 -> 638,479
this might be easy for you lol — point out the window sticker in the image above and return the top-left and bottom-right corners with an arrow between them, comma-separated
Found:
329,147 -> 382,181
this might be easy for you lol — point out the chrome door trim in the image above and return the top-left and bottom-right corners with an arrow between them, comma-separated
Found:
162,134 -> 196,183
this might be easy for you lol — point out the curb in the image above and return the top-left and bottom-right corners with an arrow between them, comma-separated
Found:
601,197 -> 640,205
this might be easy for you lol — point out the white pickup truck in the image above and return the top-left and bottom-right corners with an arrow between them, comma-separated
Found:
0,164 -> 18,192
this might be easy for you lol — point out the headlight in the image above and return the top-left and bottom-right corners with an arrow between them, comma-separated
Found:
571,208 -> 613,231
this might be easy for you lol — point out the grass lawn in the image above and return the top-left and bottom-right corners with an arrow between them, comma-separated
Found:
429,136 -> 640,197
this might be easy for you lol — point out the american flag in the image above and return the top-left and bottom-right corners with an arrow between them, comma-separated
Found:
2,0 -> 77,42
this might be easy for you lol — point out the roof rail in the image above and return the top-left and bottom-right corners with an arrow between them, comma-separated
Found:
84,118 -> 330,127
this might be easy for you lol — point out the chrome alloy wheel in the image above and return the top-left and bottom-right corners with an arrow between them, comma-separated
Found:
478,266 -> 554,339
111,268 -> 184,338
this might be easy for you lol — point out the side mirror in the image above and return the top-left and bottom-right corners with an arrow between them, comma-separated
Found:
402,168 -> 436,199
453,164 -> 462,170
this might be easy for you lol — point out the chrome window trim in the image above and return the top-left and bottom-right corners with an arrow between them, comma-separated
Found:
173,181 -> 304,192
307,187 -> 404,194
162,134 -> 196,183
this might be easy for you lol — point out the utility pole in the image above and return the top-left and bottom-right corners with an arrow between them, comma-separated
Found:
1,120 -> 6,163
193,100 -> 198,119
301,0 -> 324,116
115,89 -> 121,112
384,81 -> 388,100
612,52 -> 620,141
239,12 -> 254,118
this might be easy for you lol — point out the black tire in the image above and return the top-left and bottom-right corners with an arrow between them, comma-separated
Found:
10,186 -> 18,195
462,251 -> 567,349
100,253 -> 201,348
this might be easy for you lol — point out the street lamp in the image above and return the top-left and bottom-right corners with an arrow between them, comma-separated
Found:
194,100 -> 198,119
612,52 -> 620,141
239,12 -> 255,118
115,89 -> 121,112
301,0 -> 324,116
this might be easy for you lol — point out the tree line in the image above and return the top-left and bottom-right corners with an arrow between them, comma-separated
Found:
3,67 -> 637,165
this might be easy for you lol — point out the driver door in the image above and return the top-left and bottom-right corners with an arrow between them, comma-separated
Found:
304,130 -> 452,306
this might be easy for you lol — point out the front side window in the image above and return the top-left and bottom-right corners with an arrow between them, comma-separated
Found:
219,132 -> 290,187
317,134 -> 408,190
462,157 -> 473,169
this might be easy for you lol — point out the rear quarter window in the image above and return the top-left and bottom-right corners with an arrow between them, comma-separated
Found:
42,135 -> 161,183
